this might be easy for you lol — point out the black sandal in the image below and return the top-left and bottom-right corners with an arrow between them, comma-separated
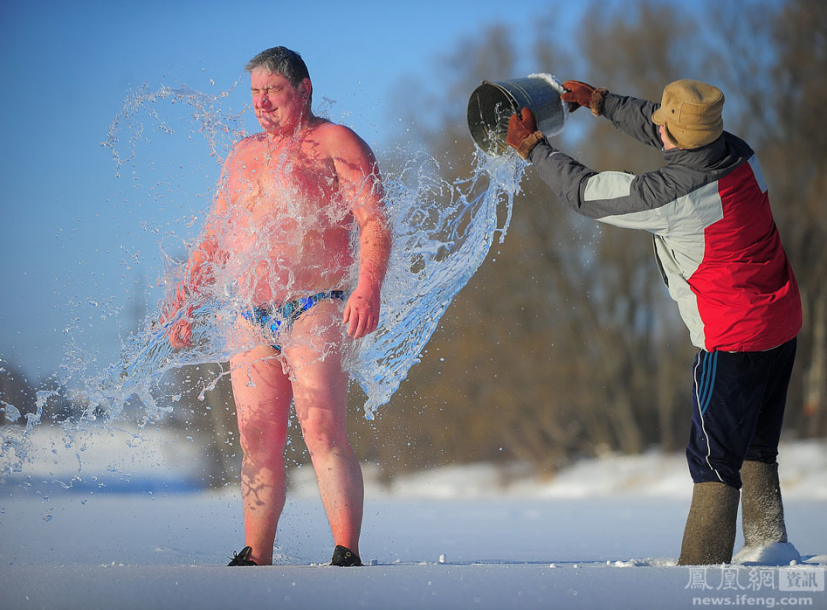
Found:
227,546 -> 257,566
330,545 -> 362,567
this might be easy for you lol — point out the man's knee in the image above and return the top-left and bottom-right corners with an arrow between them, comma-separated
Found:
300,416 -> 348,455
239,426 -> 288,464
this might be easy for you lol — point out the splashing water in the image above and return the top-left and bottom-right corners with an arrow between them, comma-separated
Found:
1,79 -> 530,488
352,151 -> 524,416
93,84 -> 528,421
89,153 -> 525,424
101,80 -> 246,179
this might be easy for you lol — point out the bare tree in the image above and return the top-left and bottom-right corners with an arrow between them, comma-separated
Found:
165,0 -> 825,484
703,0 -> 827,437
375,0 -> 825,476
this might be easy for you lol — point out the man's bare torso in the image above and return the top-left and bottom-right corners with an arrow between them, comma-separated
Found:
216,121 -> 354,306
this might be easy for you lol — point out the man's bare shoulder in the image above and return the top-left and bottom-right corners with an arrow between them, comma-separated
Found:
223,133 -> 269,170
233,133 -> 269,154
313,121 -> 374,160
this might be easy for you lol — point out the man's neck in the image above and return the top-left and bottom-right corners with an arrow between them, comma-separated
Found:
269,113 -> 320,142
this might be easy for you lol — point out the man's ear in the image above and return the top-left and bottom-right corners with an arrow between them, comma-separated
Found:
299,78 -> 312,101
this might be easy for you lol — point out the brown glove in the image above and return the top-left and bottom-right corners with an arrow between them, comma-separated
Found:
506,108 -> 545,159
561,80 -> 608,116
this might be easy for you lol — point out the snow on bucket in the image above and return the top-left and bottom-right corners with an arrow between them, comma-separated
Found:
467,73 -> 567,156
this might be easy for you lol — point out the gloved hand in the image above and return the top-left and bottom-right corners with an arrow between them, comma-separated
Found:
562,80 -> 608,116
561,80 -> 596,113
507,107 -> 537,148
506,108 -> 545,159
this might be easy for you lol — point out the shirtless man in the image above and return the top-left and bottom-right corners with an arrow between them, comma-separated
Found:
164,46 -> 390,567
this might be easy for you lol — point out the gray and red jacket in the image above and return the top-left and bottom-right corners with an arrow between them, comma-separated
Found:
528,92 -> 801,352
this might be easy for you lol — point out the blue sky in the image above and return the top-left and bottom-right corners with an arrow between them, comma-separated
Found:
0,0 -> 589,384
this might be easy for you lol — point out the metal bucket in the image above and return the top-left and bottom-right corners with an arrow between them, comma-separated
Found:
467,76 -> 566,156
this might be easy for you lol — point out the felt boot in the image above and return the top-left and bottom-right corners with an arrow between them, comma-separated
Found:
733,461 -> 800,565
677,481 -> 740,565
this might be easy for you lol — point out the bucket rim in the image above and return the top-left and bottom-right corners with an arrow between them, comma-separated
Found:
477,80 -> 520,112
468,75 -> 566,156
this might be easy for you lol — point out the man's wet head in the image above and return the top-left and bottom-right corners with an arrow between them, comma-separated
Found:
246,46 -> 312,103
247,46 -> 313,134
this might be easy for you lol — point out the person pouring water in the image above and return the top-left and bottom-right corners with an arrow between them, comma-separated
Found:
506,79 -> 802,565
163,46 -> 391,567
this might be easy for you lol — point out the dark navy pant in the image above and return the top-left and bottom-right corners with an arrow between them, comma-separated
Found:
686,338 -> 797,489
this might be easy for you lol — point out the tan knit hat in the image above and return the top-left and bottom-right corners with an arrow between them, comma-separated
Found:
652,80 -> 725,149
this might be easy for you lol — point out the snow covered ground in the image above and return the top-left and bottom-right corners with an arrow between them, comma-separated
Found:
1,424 -> 826,609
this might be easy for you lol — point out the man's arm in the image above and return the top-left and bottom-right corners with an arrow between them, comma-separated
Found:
162,231 -> 221,348
163,150 -> 234,348
507,107 -> 671,233
326,125 -> 391,339
527,141 -> 671,234
601,93 -> 663,150
562,81 -> 662,150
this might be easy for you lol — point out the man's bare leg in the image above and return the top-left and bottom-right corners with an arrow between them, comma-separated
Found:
230,344 -> 292,566
285,302 -> 364,556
